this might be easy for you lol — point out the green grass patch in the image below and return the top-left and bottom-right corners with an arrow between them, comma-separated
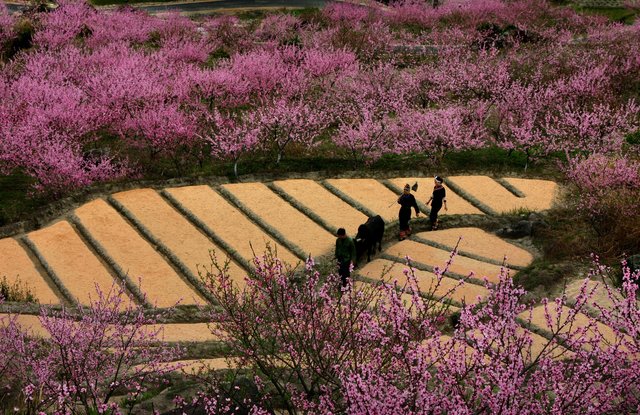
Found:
0,146 -> 564,230
0,171 -> 48,227
89,0 -> 175,5
513,259 -> 579,300
573,6 -> 638,24
0,276 -> 38,303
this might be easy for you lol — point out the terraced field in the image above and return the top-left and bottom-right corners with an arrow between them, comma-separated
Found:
2,175 -> 606,370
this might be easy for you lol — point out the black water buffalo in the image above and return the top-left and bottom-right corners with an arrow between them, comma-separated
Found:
355,215 -> 385,265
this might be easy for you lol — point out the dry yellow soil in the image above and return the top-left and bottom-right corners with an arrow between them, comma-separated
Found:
75,199 -> 205,307
164,185 -> 299,266
112,189 -> 246,284
146,322 -> 220,342
446,176 -> 557,214
0,238 -> 60,304
503,178 -> 559,211
2,314 -> 48,338
221,183 -> 334,258
324,179 -> 401,223
385,240 -> 507,283
272,179 -> 368,234
416,228 -> 534,268
166,358 -> 237,373
388,177 -> 482,215
521,305 -> 622,349
1,314 -> 219,343
352,280 -> 459,317
357,258 -> 488,304
26,221 -> 130,306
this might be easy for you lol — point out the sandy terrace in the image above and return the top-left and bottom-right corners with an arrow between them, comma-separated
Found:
357,258 -> 488,304
0,238 -> 60,304
565,279 -> 623,312
221,183 -> 334,258
527,328 -> 573,361
503,178 -> 558,211
75,199 -> 205,307
324,179 -> 401,223
2,315 -> 219,344
522,305 -> 623,349
112,189 -> 246,284
385,240 -> 507,283
388,177 -> 482,215
26,221 -> 130,306
416,228 -> 534,268
446,176 -> 557,214
469,327 -> 572,361
353,280 -> 459,317
165,358 -> 238,373
146,322 -> 219,342
272,179 -> 368,234
164,185 -> 299,266
1,314 -> 48,338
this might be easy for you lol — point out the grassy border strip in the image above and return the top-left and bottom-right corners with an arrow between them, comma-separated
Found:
379,252 -> 489,288
354,272 -> 463,309
20,236 -> 77,307
107,195 -> 217,305
267,182 -> 338,236
319,180 -> 379,219
442,178 -> 496,216
495,178 -> 527,198
69,214 -> 152,308
214,186 -> 309,261
160,190 -> 253,272
410,234 -> 527,271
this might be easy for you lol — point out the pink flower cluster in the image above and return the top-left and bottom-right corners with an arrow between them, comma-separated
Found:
0,284 -> 182,414
0,0 -> 638,193
200,250 -> 640,414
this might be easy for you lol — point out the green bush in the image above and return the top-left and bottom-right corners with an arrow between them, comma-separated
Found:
0,276 -> 37,303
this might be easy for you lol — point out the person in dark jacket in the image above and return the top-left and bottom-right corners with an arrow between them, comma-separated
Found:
397,184 -> 420,241
335,228 -> 356,287
426,176 -> 448,230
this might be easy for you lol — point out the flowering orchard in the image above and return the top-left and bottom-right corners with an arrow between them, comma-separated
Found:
2,251 -> 640,414
0,0 -> 638,193
0,285 -> 183,415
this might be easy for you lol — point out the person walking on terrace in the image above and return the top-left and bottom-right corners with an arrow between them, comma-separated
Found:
335,228 -> 356,287
397,183 -> 420,241
426,176 -> 448,230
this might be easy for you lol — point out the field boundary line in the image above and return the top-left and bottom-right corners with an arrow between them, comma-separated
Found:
319,180 -> 380,219
107,195 -> 217,305
20,236 -> 78,307
213,186 -> 309,261
495,178 -> 527,198
355,271 -> 464,309
69,214 -> 152,308
267,182 -> 338,236
444,179 -> 496,216
409,235 -> 526,271
379,252 -> 489,288
160,190 -> 253,272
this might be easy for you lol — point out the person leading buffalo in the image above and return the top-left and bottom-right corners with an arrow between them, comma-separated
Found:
397,183 -> 419,240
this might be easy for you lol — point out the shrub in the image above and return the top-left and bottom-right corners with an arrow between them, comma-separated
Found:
0,276 -> 37,303
199,250 -> 640,413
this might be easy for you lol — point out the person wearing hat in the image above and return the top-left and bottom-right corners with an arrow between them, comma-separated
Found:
397,183 -> 420,241
426,176 -> 448,230
335,227 -> 356,287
